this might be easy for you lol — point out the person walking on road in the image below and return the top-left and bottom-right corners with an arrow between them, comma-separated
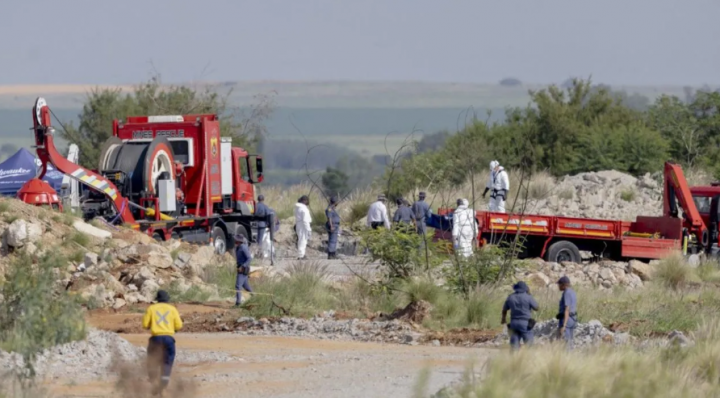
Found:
326,196 -> 341,259
483,160 -> 509,213
234,234 -> 253,306
294,195 -> 312,259
367,194 -> 390,230
411,192 -> 431,236
143,290 -> 183,396
556,276 -> 578,350
501,281 -> 539,351
253,194 -> 271,255
392,198 -> 416,230
452,198 -> 478,257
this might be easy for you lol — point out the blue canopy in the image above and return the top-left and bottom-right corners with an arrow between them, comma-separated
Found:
0,148 -> 64,196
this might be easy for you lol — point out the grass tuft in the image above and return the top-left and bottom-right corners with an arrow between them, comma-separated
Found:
620,186 -> 637,202
655,254 -> 693,291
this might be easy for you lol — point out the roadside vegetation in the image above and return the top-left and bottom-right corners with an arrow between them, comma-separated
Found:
0,251 -> 86,393
424,317 -> 720,398
197,226 -> 720,338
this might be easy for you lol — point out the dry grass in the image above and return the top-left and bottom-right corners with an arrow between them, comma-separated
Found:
425,169 -> 557,213
685,167 -> 715,186
432,317 -> 720,398
259,183 -> 378,227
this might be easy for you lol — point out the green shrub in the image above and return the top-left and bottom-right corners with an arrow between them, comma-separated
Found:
656,254 -> 693,290
0,253 -> 86,379
164,281 -> 212,303
349,202 -> 371,226
244,261 -> 337,318
202,262 -> 237,297
620,187 -> 637,202
0,200 -> 10,213
696,259 -> 720,283
67,231 -> 90,247
310,206 -> 328,233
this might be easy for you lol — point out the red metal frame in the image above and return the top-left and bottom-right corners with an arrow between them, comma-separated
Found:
29,98 -> 136,224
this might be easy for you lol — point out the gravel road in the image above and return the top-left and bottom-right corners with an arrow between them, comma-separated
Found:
46,333 -> 493,398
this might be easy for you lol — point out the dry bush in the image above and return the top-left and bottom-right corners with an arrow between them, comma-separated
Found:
655,253 -> 694,291
432,317 -> 720,398
685,167 -> 715,187
525,171 -> 554,200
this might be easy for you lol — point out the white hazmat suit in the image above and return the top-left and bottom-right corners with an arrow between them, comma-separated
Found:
294,202 -> 312,258
452,199 -> 478,258
487,163 -> 509,213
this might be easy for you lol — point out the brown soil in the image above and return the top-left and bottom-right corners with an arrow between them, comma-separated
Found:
44,333 -> 489,398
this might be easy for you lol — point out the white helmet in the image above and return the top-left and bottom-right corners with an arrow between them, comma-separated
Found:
489,160 -> 499,170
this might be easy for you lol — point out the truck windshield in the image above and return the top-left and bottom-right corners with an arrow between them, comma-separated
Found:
693,196 -> 712,214
238,156 -> 250,182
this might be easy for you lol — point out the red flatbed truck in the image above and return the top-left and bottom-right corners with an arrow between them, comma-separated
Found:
436,161 -> 713,263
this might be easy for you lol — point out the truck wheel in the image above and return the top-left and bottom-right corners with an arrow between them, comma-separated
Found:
546,240 -> 581,263
234,225 -> 249,245
212,227 -> 228,255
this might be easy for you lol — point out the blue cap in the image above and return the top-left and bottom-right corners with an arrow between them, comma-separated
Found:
234,234 -> 247,243
557,276 -> 571,284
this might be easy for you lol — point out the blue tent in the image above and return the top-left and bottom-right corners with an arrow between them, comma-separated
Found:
0,148 -> 64,196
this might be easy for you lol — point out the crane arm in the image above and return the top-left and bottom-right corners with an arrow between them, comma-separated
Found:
31,97 -> 136,224
664,161 -> 707,245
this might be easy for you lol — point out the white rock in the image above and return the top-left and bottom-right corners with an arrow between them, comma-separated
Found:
72,220 -> 111,240
628,260 -> 654,281
147,252 -> 173,269
141,280 -> 160,301
688,254 -> 701,268
26,242 -> 37,255
84,252 -> 99,268
112,298 -> 126,310
132,266 -> 155,288
26,222 -> 42,243
599,268 -> 616,282
5,219 -> 27,248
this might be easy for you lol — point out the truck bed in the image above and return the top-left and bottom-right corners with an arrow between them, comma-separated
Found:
433,209 -> 681,260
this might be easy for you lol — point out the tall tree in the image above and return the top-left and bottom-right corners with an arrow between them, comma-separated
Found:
60,76 -> 275,168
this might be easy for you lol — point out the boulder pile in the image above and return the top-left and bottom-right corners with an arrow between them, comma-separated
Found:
0,199 -> 232,309
529,170 -> 663,221
516,258 -> 655,290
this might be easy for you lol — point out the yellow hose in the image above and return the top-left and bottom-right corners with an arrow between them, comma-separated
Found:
144,207 -> 175,221
624,231 -> 661,239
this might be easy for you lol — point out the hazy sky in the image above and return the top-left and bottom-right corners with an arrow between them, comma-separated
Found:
2,0 -> 718,86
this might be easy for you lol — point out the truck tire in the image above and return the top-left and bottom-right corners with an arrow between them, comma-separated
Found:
546,240 -> 581,263
234,224 -> 249,245
212,227 -> 228,255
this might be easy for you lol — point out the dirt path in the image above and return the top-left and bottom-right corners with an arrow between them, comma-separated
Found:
46,333 -> 492,398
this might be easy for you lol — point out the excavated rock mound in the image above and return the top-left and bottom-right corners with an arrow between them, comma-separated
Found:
528,170 -> 663,221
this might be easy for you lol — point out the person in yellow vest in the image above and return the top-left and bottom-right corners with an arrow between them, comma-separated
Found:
143,290 -> 183,395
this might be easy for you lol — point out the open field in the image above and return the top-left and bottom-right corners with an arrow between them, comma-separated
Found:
0,81 -> 707,109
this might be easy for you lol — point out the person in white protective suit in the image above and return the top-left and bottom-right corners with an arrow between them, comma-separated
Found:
483,160 -> 510,213
452,198 -> 478,257
294,195 -> 312,260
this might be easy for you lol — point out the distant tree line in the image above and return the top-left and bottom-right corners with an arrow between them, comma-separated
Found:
388,78 -> 720,195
